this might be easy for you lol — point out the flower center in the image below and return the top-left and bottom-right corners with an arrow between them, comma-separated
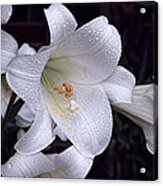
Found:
53,82 -> 73,99
41,62 -> 79,120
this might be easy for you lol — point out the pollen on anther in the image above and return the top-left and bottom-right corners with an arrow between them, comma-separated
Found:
53,86 -> 65,94
52,82 -> 74,98
65,91 -> 73,98
63,82 -> 73,92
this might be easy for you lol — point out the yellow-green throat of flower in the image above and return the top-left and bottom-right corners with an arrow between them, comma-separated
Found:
41,63 -> 79,120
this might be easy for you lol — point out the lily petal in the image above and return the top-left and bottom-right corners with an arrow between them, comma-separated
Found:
1,99 -> 7,117
1,76 -> 12,117
18,43 -> 36,56
102,66 -> 135,104
5,45 -> 58,155
14,44 -> 36,127
1,152 -> 56,177
1,43 -> 36,127
15,43 -> 36,126
17,129 -> 26,140
1,5 -> 12,24
51,17 -> 121,84
39,146 -> 93,178
15,104 -> 35,128
53,126 -> 68,142
2,146 -> 92,178
44,4 -> 77,44
15,108 -> 55,155
45,84 -> 113,158
6,47 -> 54,109
113,84 -> 157,154
1,30 -> 18,74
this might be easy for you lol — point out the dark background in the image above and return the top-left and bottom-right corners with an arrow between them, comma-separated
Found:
2,2 -> 158,180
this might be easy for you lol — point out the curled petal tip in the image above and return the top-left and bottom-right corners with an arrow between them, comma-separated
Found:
1,5 -> 12,24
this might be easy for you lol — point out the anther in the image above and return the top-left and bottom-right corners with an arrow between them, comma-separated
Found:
53,86 -> 65,94
53,82 -> 73,98
65,91 -> 73,98
63,82 -> 73,92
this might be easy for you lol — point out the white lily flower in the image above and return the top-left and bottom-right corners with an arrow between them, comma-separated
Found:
1,5 -> 34,128
1,5 -> 19,74
113,84 -> 157,154
2,4 -> 135,177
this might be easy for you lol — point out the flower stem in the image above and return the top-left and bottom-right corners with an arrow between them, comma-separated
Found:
2,92 -> 17,132
1,92 -> 24,164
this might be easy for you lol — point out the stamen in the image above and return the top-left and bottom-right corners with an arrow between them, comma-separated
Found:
53,86 -> 65,94
63,82 -> 73,92
65,91 -> 73,98
53,82 -> 74,98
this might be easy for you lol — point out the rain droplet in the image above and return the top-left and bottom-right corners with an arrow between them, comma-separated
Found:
140,8 -> 146,14
7,163 -> 13,169
140,167 -> 146,174
95,37 -> 99,41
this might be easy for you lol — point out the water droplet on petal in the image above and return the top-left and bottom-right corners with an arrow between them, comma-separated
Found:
88,38 -> 92,42
7,163 -> 13,169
